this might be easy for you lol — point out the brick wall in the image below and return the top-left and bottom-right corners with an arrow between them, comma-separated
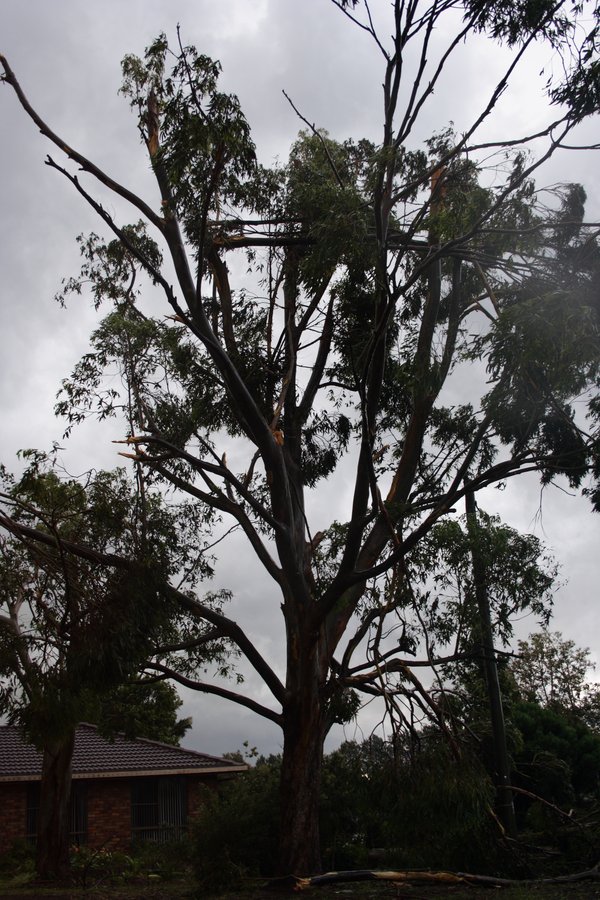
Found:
0,783 -> 27,856
86,778 -> 132,850
0,773 -> 226,857
0,778 -> 135,854
86,775 -> 215,848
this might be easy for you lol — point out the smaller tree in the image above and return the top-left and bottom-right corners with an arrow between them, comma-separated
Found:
321,736 -> 394,865
193,753 -> 281,887
0,454 -> 224,880
94,681 -> 192,745
511,700 -> 600,809
512,630 -> 598,714
402,512 -> 556,835
407,512 -> 556,656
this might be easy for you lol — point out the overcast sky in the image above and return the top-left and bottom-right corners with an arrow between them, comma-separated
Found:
1,0 -> 599,757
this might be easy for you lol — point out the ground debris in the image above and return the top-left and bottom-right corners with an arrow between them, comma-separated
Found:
263,861 -> 600,893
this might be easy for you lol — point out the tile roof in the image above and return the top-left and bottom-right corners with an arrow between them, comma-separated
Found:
0,724 -> 248,782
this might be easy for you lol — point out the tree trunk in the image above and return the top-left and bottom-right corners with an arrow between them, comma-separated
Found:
36,729 -> 75,882
279,702 -> 325,875
278,630 -> 327,876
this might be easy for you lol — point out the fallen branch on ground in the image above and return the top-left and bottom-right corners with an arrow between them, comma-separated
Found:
264,860 -> 600,891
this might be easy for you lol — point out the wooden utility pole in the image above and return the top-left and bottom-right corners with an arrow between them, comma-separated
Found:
465,489 -> 518,839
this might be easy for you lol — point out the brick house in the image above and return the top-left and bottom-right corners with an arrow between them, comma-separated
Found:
0,723 -> 247,856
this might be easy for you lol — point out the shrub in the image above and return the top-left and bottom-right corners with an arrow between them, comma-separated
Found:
193,755 -> 280,888
129,838 -> 192,879
0,840 -> 35,878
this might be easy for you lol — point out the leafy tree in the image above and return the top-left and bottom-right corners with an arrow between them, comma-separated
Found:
511,630 -> 599,714
405,503 -> 556,835
406,511 -> 556,654
320,736 -> 396,865
381,736 -> 498,872
511,700 -> 600,809
511,629 -> 600,740
0,456 -> 223,880
195,735 -> 499,879
94,681 -> 192,745
451,631 -> 600,831
2,0 -> 599,874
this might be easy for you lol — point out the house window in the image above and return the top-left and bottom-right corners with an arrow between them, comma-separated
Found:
131,777 -> 187,843
26,781 -> 88,845
25,784 -> 37,844
70,782 -> 88,845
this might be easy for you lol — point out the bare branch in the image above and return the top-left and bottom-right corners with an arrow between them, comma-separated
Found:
0,55 -> 165,232
282,89 -> 345,189
146,661 -> 283,725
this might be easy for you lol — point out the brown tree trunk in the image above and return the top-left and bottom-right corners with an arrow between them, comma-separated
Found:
36,729 -> 75,882
278,626 -> 327,876
279,699 -> 325,875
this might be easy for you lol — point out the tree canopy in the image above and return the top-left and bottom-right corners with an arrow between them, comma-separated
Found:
511,629 -> 600,715
95,681 -> 192,745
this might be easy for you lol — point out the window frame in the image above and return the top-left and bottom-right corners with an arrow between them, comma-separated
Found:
130,775 -> 187,843
26,780 -> 88,846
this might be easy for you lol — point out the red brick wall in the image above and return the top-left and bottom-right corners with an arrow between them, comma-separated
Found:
86,778 -> 132,850
87,775 -> 215,848
0,783 -> 27,855
0,778 -> 133,855
187,774 -> 224,829
0,774 -> 223,856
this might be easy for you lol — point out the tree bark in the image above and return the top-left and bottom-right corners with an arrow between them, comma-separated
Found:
279,704 -> 325,875
278,625 -> 327,876
36,729 -> 75,882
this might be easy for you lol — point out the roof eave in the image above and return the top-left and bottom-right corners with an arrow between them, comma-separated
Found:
0,764 -> 249,783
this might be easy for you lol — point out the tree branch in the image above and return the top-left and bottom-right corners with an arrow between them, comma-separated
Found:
145,660 -> 283,725
0,55 -> 165,231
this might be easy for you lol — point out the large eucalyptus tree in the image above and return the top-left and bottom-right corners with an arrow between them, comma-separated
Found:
1,0 -> 599,874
